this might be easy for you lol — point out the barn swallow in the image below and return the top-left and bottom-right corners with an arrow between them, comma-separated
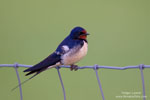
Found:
24,26 -> 89,76
12,27 -> 89,90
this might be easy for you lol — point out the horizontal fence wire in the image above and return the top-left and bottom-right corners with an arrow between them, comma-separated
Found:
0,63 -> 150,100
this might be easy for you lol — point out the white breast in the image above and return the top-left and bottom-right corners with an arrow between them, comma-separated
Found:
61,41 -> 88,65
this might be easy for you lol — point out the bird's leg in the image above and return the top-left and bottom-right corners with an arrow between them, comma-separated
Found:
70,64 -> 78,71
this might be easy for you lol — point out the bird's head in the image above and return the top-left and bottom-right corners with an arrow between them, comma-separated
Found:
69,27 -> 89,40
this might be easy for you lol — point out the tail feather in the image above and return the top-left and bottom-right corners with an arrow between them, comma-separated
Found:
12,67 -> 47,91
25,67 -> 46,76
11,72 -> 39,91
25,70 -> 37,76
15,52 -> 61,91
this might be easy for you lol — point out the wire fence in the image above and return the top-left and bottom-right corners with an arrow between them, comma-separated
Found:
0,63 -> 150,100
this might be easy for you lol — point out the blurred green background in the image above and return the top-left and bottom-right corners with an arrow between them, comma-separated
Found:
0,0 -> 150,100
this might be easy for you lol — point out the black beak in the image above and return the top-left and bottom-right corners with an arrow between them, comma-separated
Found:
86,33 -> 90,35
81,33 -> 90,36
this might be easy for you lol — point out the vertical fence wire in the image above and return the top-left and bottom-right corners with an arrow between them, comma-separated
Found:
139,64 -> 146,100
14,63 -> 23,100
56,67 -> 66,100
94,65 -> 105,100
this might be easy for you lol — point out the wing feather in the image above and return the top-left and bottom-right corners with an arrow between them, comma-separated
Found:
24,52 -> 61,75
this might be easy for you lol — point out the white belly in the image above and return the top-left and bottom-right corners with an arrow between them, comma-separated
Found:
61,41 -> 88,65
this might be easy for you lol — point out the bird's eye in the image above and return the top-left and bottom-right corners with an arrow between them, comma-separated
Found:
80,30 -> 86,35
79,32 -> 84,35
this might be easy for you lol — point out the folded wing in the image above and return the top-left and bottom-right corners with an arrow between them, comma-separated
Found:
24,52 -> 61,76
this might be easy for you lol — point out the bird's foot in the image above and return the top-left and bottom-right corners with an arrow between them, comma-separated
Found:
70,65 -> 78,71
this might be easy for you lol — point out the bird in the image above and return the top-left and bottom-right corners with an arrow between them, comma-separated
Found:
24,26 -> 89,76
12,26 -> 89,91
